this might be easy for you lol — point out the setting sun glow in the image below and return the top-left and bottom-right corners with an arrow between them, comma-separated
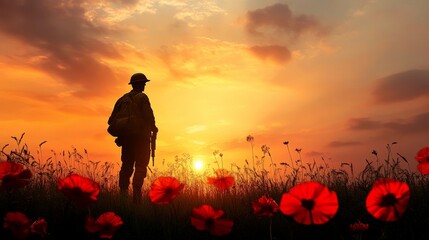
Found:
0,0 -> 427,178
193,160 -> 204,171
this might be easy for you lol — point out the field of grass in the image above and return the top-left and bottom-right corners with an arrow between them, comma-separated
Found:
1,134 -> 429,240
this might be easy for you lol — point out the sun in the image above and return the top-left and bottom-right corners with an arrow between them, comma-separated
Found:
193,159 -> 204,171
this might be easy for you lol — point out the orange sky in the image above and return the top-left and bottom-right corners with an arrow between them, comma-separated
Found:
0,0 -> 428,174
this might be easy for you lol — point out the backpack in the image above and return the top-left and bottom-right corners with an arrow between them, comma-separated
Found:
107,94 -> 143,137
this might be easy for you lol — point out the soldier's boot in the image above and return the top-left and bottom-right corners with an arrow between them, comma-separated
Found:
133,187 -> 142,204
120,187 -> 129,199
119,171 -> 131,198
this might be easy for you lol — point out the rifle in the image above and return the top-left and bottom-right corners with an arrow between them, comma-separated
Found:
151,130 -> 157,166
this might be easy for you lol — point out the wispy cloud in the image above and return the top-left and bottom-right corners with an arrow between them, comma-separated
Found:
158,0 -> 225,25
243,3 -> 328,64
328,141 -> 362,148
86,0 -> 155,23
373,69 -> 429,104
245,3 -> 327,37
157,38 -> 247,81
348,117 -> 382,130
304,150 -> 328,158
186,125 -> 207,134
348,112 -> 429,134
248,45 -> 291,65
0,0 -> 124,98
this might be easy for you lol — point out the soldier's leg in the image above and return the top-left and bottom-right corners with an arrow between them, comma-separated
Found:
132,141 -> 150,203
119,143 -> 135,195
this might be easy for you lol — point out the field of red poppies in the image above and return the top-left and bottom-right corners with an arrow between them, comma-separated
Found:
1,134 -> 429,240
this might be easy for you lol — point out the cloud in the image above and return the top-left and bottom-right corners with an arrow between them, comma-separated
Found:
163,0 -> 226,22
328,141 -> 362,148
112,0 -> 140,6
0,0 -> 123,97
304,150 -> 328,158
348,112 -> 429,134
245,3 -> 326,37
373,69 -> 429,103
248,45 -> 291,64
385,112 -> 429,134
185,125 -> 207,134
87,0 -> 155,23
348,117 -> 382,130
156,38 -> 246,81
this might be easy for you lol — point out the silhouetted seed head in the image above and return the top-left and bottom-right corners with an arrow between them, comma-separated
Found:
372,150 -> 378,156
261,145 -> 270,154
283,141 -> 289,145
350,221 -> 369,232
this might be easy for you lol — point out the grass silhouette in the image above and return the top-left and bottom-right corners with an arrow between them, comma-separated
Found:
1,133 -> 429,240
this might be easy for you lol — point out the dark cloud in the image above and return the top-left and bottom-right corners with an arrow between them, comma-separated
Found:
348,112 -> 429,134
328,141 -> 362,148
112,0 -> 140,6
245,3 -> 326,37
373,69 -> 429,103
0,0 -> 122,97
248,45 -> 291,64
348,118 -> 382,130
386,112 -> 429,134
304,151 -> 327,158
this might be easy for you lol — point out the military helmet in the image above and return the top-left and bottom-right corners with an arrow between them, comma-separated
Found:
129,73 -> 150,84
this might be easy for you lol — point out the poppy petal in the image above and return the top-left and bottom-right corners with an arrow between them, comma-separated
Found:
191,205 -> 233,236
207,169 -> 235,190
58,174 -> 100,208
210,219 -> 234,237
97,212 -> 123,239
366,178 -> 410,222
3,212 -> 31,240
418,163 -> 429,175
31,218 -> 48,237
149,176 -> 185,204
280,181 -> 338,225
252,195 -> 279,217
85,216 -> 99,233
415,147 -> 429,163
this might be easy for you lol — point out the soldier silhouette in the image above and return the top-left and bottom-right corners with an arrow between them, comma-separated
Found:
108,73 -> 158,204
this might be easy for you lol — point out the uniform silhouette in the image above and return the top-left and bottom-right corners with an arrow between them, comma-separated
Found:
108,73 -> 158,204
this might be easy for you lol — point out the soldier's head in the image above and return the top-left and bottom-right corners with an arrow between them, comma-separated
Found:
129,73 -> 150,91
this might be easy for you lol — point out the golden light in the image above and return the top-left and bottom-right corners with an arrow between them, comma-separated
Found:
193,159 -> 204,171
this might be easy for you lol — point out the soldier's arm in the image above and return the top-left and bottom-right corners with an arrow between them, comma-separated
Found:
138,93 -> 157,131
108,99 -> 121,125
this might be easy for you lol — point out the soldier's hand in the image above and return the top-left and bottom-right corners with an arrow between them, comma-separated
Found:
153,126 -> 159,133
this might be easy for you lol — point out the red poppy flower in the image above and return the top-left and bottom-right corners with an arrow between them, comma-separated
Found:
31,218 -> 48,238
415,147 -> 429,174
207,169 -> 235,190
58,174 -> 100,208
85,212 -> 123,239
349,221 -> 369,232
191,204 -> 234,237
0,161 -> 32,192
149,176 -> 185,204
279,181 -> 339,225
252,195 -> 279,217
3,212 -> 31,240
366,178 -> 410,222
